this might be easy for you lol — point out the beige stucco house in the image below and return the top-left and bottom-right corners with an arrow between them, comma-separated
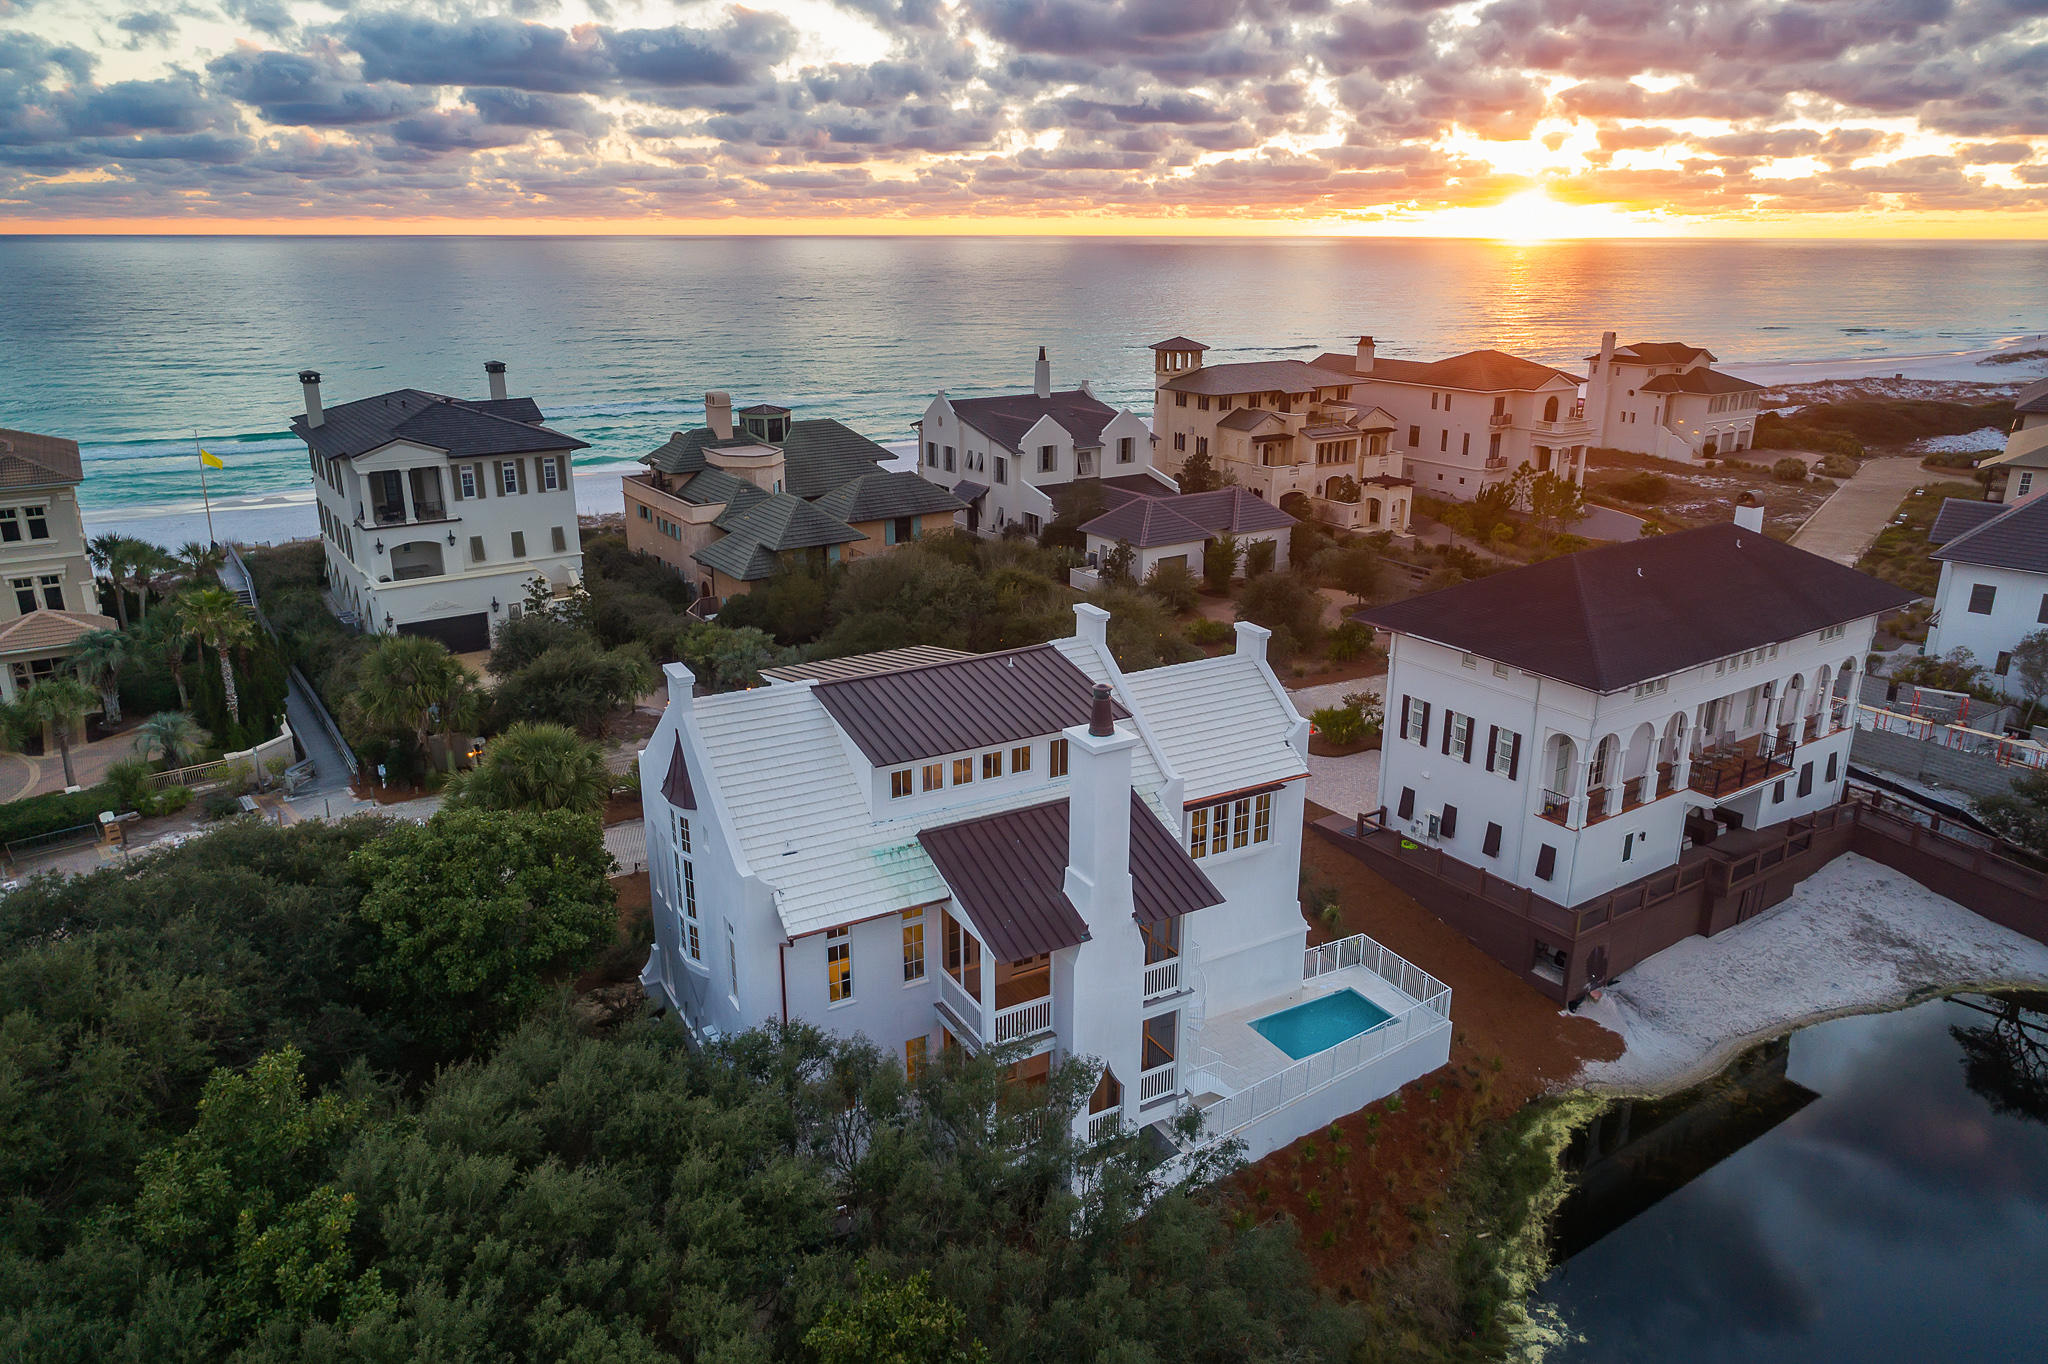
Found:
1583,335 -> 1765,461
0,427 -> 112,701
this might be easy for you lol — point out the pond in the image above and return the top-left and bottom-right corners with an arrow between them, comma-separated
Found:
1542,991 -> 2048,1361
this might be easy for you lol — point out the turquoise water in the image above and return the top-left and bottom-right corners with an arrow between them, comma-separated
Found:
2,236 -> 2045,541
1250,988 -> 1394,1060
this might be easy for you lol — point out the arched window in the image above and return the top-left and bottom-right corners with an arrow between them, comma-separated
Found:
1543,396 -> 1560,422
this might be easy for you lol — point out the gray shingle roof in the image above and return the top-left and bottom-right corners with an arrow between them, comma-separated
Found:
815,643 -> 1129,767
952,479 -> 989,502
1217,408 -> 1287,432
918,791 -> 1224,960
812,471 -> 965,525
690,536 -> 781,582
1930,494 -> 2048,574
1928,497 -> 2006,546
291,389 -> 583,460
1082,486 -> 1296,548
644,416 -> 890,498
947,388 -> 1119,453
2013,377 -> 2048,415
0,427 -> 84,487
1356,522 -> 1916,692
1161,360 -> 1353,398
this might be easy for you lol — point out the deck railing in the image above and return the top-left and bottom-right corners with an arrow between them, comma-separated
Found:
1304,931 -> 1452,1019
991,994 -> 1053,1045
1087,1108 -> 1124,1143
1139,1061 -> 1179,1105
939,973 -> 982,1036
1142,957 -> 1182,1001
1688,744 -> 1793,798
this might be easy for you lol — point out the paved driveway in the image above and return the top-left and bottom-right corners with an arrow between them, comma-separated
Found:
1789,456 -> 1930,566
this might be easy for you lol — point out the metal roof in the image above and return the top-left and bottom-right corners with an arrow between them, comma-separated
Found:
1356,522 -> 1916,693
815,643 -> 1128,768
660,733 -> 695,809
761,646 -> 974,684
918,791 -> 1224,960
1119,651 -> 1307,802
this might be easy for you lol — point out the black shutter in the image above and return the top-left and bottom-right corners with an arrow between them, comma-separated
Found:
1399,696 -> 1410,740
1482,822 -> 1502,857
1397,787 -> 1415,820
1486,725 -> 1499,772
1461,719 -> 1474,764
1439,804 -> 1458,838
1508,732 -> 1522,781
1535,844 -> 1556,880
1798,762 -> 1813,797
1420,702 -> 1432,745
1441,709 -> 1453,755
1826,752 -> 1838,782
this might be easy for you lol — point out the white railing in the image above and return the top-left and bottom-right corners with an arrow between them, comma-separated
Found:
940,973 -> 982,1035
992,993 -> 1053,1044
1139,1060 -> 1178,1105
1857,703 -> 2048,769
1087,1108 -> 1124,1143
1142,957 -> 1181,1001
1304,932 -> 1452,1020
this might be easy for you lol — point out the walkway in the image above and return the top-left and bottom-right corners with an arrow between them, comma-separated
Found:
282,671 -> 354,794
1789,455 -> 1929,566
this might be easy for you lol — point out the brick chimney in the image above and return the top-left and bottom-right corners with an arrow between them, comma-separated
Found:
485,360 -> 508,401
299,369 -> 324,428
1355,335 -> 1375,373
1034,347 -> 1052,399
705,390 -> 733,440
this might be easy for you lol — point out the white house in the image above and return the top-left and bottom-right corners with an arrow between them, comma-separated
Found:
1582,334 -> 1765,461
1974,376 -> 2048,508
1079,486 -> 1296,583
1926,493 -> 2048,698
1359,501 -> 1914,913
637,606 -> 1451,1161
290,363 -> 584,651
916,349 -> 1166,537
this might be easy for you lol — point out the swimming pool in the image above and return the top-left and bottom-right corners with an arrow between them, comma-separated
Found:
1249,989 -> 1395,1060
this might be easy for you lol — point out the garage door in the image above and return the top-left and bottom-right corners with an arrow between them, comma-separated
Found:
397,612 -> 490,653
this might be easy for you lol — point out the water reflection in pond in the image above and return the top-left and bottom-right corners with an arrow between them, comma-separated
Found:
1543,992 -> 2048,1361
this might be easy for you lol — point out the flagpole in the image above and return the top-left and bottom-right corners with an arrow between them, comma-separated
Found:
195,431 -> 216,547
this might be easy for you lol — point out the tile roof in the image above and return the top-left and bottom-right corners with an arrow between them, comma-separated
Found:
1119,651 -> 1307,802
1149,336 -> 1211,351
1081,487 -> 1296,548
1171,487 -> 1298,535
644,416 -> 891,498
1639,369 -> 1765,395
1930,495 -> 2048,575
1217,408 -> 1287,432
2012,377 -> 2048,415
1591,341 -> 1717,365
1927,497 -> 2006,546
1356,522 -> 1917,693
715,493 -> 865,552
761,646 -> 975,684
947,388 -> 1120,452
1313,349 -> 1581,392
690,536 -> 781,582
811,471 -> 965,524
660,734 -> 696,809
0,607 -> 118,656
952,479 -> 989,502
676,467 -> 766,510
291,389 -> 583,460
918,791 -> 1224,960
1161,360 -> 1353,398
0,428 -> 84,487
816,644 -> 1129,768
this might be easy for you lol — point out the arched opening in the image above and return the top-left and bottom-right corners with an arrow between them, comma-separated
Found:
1660,711 -> 1688,773
1543,734 -> 1578,819
1622,722 -> 1657,804
1703,435 -> 1719,457
388,539 -> 445,581
1543,395 -> 1560,422
1366,497 -> 1383,526
1588,733 -> 1620,817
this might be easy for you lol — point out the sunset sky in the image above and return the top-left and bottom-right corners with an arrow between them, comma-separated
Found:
3,0 -> 2046,237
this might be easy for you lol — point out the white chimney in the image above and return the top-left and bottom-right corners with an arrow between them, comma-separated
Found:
298,369 -> 324,428
1733,491 -> 1765,533
1063,683 -> 1136,926
1072,601 -> 1110,652
1355,335 -> 1375,373
705,390 -> 733,440
1600,331 -> 1617,365
1034,347 -> 1052,399
485,360 -> 508,401
663,661 -> 697,713
1234,619 -> 1271,662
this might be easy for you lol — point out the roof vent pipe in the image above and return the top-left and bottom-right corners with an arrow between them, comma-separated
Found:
485,360 -> 508,401
299,369 -> 324,428
1089,681 -> 1115,737
1034,347 -> 1052,399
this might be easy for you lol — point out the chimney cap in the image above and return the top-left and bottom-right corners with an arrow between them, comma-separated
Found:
1358,335 -> 1374,345
1736,490 -> 1762,506
298,369 -> 321,383
484,360 -> 507,374
1088,682 -> 1115,737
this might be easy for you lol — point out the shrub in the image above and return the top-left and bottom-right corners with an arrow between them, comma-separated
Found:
1607,472 -> 1670,503
1325,620 -> 1374,663
104,757 -> 155,812
0,784 -> 118,845
201,790 -> 244,821
143,785 -> 192,817
1816,451 -> 1859,479
1311,705 -> 1367,745
1236,572 -> 1325,653
1244,539 -> 1278,578
1202,533 -> 1242,593
1186,617 -> 1233,646
1145,559 -> 1199,613
1772,457 -> 1808,482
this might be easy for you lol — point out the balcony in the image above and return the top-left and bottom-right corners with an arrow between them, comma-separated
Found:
1539,766 -> 1679,828
1688,738 -> 1794,799
937,961 -> 1055,1050
1488,412 -> 1514,428
1142,956 -> 1182,1002
1139,1060 -> 1178,1106
1483,455 -> 1510,471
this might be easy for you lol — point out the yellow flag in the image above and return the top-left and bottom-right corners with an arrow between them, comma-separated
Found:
199,448 -> 224,469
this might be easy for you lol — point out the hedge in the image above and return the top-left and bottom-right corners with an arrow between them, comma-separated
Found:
0,783 -> 118,848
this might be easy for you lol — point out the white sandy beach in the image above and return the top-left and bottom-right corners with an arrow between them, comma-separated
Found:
1725,331 -> 2048,386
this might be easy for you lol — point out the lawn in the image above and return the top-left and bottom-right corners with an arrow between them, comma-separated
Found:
1854,479 -> 1984,596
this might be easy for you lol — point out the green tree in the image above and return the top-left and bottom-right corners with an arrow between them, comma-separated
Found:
1521,472 -> 1586,541
15,676 -> 98,787
488,611 -> 589,675
1235,572 -> 1325,663
717,564 -> 837,645
1100,538 -> 1137,585
87,533 -> 139,628
493,638 -> 657,730
1243,538 -> 1278,578
176,540 -> 227,584
1088,586 -> 1198,671
1978,769 -> 2048,861
1176,446 -> 1225,493
350,807 -> 617,1049
133,606 -> 195,710
135,709 -> 206,767
1144,558 -> 1199,612
1321,542 -> 1380,604
179,587 -> 255,728
447,722 -> 610,815
347,633 -> 480,771
1201,531 -> 1241,594
69,627 -> 130,726
2009,629 -> 2048,726
822,548 -> 995,655
807,1267 -> 989,1364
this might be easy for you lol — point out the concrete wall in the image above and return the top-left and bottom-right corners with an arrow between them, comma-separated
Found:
1851,726 -> 2033,802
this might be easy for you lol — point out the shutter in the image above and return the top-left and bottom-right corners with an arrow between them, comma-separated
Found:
451,467 -> 464,502
1508,733 -> 1521,781
1798,762 -> 1813,797
1420,702 -> 1432,744
1396,787 -> 1415,820
1439,804 -> 1457,838
1441,711 -> 1453,755
1535,844 -> 1557,880
1482,823 -> 1502,858
1461,718 -> 1473,764
1399,696 -> 1410,739
1486,725 -> 1499,772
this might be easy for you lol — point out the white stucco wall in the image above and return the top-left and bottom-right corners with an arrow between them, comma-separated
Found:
1927,560 -> 2048,699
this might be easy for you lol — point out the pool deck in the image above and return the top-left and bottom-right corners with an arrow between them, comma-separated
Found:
1186,962 -> 1422,1100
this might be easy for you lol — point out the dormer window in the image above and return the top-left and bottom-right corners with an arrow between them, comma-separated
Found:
981,751 -> 1003,779
1011,744 -> 1031,773
890,769 -> 913,798
1049,738 -> 1069,778
952,757 -> 974,785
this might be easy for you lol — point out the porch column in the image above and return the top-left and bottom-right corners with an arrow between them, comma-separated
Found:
1672,736 -> 1692,788
399,469 -> 417,524
1603,752 -> 1625,815
1568,756 -> 1592,827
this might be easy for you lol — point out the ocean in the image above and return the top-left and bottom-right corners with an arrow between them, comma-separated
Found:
1,235 -> 2045,546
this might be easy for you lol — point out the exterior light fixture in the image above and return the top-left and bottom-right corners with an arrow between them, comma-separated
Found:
446,531 -> 457,546
373,539 -> 384,554
490,597 -> 500,612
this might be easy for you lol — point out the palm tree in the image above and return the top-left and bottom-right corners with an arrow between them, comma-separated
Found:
134,710 -> 205,768
176,540 -> 226,585
15,677 -> 97,789
134,609 -> 193,710
69,628 -> 130,726
351,634 -> 475,771
447,722 -> 610,814
127,541 -> 177,621
178,587 -> 254,729
88,534 -> 134,627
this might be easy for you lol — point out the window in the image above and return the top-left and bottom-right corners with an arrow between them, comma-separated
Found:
1400,696 -> 1429,744
1049,738 -> 1069,778
637,504 -> 650,521
925,440 -> 937,466
994,456 -> 1008,484
891,769 -> 914,798
1173,432 -> 1186,452
24,505 -> 46,539
982,750 -> 1003,780
952,757 -> 974,785
2039,593 -> 2048,625
1969,583 -> 1997,614
1826,752 -> 1839,782
1773,778 -> 1787,803
551,526 -> 567,554
1997,651 -> 2013,676
1039,444 -> 1057,472
1461,433 -> 1471,458
1011,744 -> 1031,773
1797,762 -> 1813,798
510,530 -> 526,558
1254,792 -> 1272,843
1439,429 -> 1448,452
1492,727 -> 1517,774
1494,662 -> 1510,678
1022,513 -> 1041,535
1632,677 -> 1669,699
2019,470 -> 2035,497
944,446 -> 955,471
1448,713 -> 1472,762
1407,424 -> 1420,447
922,762 -> 944,792
1118,437 -> 1134,463
1819,624 -> 1846,642
905,1035 -> 927,1079
0,509 -> 18,542
674,817 -> 701,963
37,574 -> 62,611
726,920 -> 739,1001
675,813 -> 690,853
1621,831 -> 1635,862
541,457 -> 561,491
500,462 -> 520,495
1431,393 -> 1438,410
902,909 -> 926,983
454,465 -> 477,499
826,928 -> 853,1002
11,578 -> 33,615
1188,804 -> 1210,857
1232,797 -> 1251,849
1175,391 -> 1188,407
1461,651 -> 1477,669
1210,801 -> 1230,856
1195,436 -> 1209,456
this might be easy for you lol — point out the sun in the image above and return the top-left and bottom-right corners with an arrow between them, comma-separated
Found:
1389,187 -> 1674,241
